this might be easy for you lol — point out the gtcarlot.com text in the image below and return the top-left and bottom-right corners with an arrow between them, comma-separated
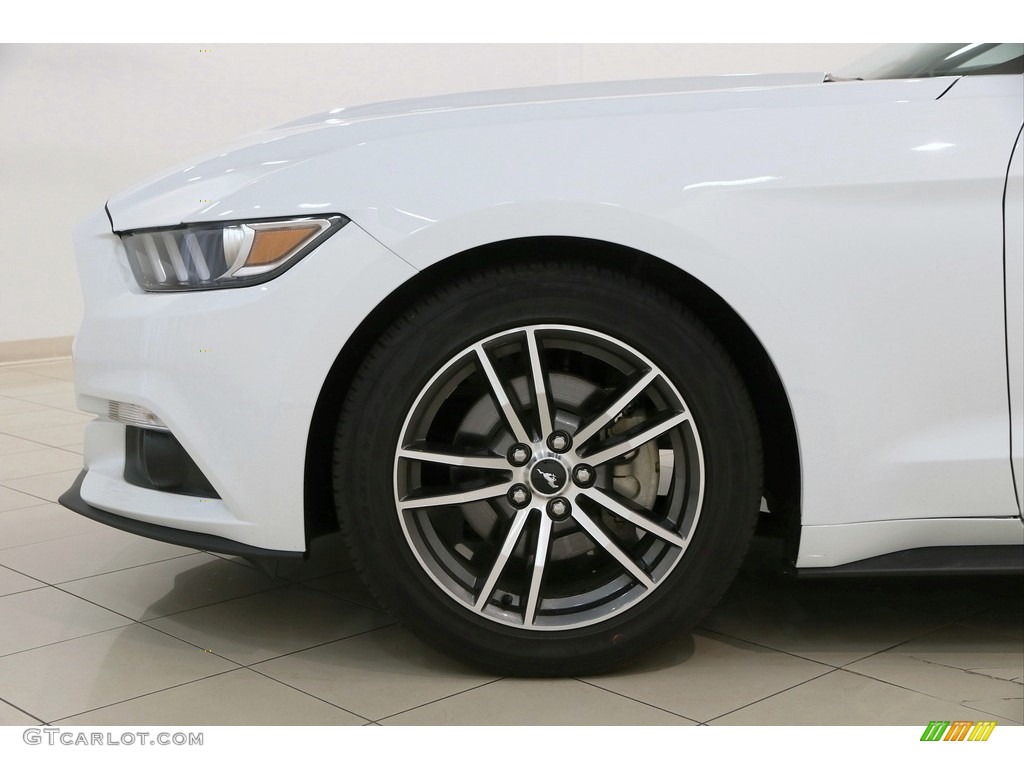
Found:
23,728 -> 203,747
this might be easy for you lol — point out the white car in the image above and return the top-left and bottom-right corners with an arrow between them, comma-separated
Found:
61,43 -> 1023,675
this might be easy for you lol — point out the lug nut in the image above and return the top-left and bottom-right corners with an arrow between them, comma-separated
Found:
572,464 -> 595,488
547,431 -> 572,453
507,484 -> 532,509
546,497 -> 572,521
507,443 -> 532,467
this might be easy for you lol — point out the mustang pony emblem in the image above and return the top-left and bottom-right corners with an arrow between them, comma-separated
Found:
537,470 -> 560,490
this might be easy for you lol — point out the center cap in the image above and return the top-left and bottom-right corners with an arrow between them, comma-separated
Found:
530,459 -> 568,494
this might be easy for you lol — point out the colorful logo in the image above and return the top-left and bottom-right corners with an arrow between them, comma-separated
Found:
920,721 -> 996,741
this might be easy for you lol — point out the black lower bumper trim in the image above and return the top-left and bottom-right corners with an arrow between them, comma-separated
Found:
795,544 -> 1024,577
58,470 -> 305,560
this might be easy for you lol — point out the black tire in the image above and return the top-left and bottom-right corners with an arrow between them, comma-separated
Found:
333,261 -> 761,676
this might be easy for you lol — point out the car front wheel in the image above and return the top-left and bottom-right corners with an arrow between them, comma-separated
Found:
334,261 -> 761,675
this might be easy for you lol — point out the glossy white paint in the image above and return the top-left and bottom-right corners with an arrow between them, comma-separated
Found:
77,70 -> 1024,564
1005,129 -> 1023,514
797,517 -> 1024,569
72,209 -> 416,551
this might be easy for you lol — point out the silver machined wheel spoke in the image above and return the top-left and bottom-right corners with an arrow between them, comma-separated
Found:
474,508 -> 532,611
395,323 -> 704,631
582,411 -> 690,467
398,446 -> 510,470
525,329 -> 554,438
400,482 -> 511,510
581,487 -> 687,548
524,513 -> 553,626
573,368 -> 659,446
571,508 -> 655,589
475,345 -> 531,444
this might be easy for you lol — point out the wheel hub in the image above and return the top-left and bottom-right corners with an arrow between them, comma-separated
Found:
394,324 -> 704,631
530,458 -> 568,495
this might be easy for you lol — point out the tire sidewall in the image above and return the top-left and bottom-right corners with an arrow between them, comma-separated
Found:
335,266 -> 761,674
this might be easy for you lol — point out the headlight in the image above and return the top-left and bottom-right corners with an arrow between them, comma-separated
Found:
120,215 -> 347,291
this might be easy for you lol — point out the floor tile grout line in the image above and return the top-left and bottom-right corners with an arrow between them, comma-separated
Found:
21,550 -> 204,586
894,652 -> 1024,685
701,667 -> 838,724
0,414 -> 91,432
0,383 -> 76,395
0,358 -> 73,373
3,416 -> 84,428
53,549 -> 246,584
128,579 -> 298,622
4,549 -> 320,625
0,619 -> 139,661
959,699 -> 1024,725
372,677 -> 507,724
103,562 -> 391,624
49,668 -> 243,725
698,597 -> 1019,674
2,387 -> 77,399
0,550 -> 209,605
0,695 -> 48,724
130,614 -> 250,668
1,558 -> 393,666
14,443 -> 86,460
3,409 -> 1019,726
44,576 -> 301,628
129,589 -> 399,671
0,435 -> 86,450
0,411 -> 50,423
2,555 -> 166,645
839,663 -> 1024,712
0,560 -> 63,588
695,626 -> 845,670
206,552 -> 359,586
0,482 -> 78,508
0,462 -> 90,485
0,583 -> 48,598
0,361 -> 69,369
284,573 -> 392,616
0,393 -> 85,416
573,677 -> 702,724
0,433 -> 86,447
219,621 -> 400,669
0,500 -> 71,516
832,603 -> 1022,673
0,414 -> 88,427
951,603 -> 1024,643
243,665 -> 372,723
42,584 -> 146,625
207,554 -> 390,611
840,664 -> 1024,719
1,427 -> 89,444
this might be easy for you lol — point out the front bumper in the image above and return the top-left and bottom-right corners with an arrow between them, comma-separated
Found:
59,470 -> 303,558
62,208 -> 416,553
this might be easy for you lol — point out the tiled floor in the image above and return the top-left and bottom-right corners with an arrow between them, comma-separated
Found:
0,358 -> 1021,726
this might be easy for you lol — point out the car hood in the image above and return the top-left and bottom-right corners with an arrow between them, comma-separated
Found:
105,73 -> 828,231
271,72 -> 827,129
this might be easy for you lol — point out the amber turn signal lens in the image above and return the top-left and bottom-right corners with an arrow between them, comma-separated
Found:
122,216 -> 344,291
246,225 -> 322,267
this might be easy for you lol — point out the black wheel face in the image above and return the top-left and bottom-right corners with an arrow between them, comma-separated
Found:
394,324 -> 704,630
335,265 -> 761,675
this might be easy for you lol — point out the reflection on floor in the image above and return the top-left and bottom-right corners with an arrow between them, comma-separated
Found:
1,359 -> 1021,726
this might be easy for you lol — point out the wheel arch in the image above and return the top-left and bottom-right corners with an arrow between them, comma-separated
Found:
304,236 -> 801,556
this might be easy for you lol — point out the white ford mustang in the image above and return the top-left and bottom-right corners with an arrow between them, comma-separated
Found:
61,43 -> 1023,675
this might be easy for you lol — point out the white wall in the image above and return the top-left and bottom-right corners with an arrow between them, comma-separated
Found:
0,43 -> 878,348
